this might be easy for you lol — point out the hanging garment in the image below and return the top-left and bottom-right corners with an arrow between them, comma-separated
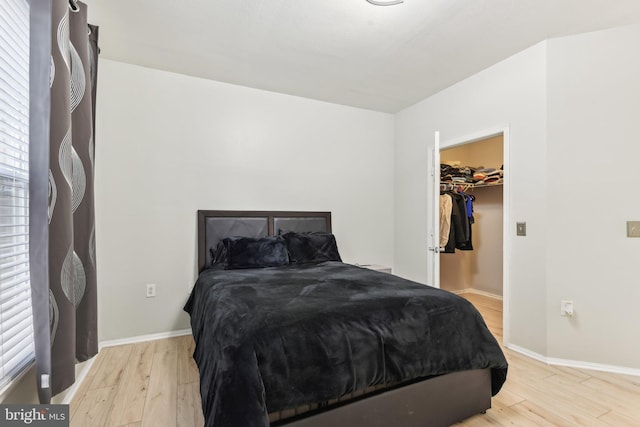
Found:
457,193 -> 473,251
441,192 -> 474,252
465,194 -> 475,225
439,194 -> 453,248
442,193 -> 464,253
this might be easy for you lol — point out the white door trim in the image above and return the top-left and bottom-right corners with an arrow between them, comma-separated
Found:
440,125 -> 511,346
427,132 -> 441,288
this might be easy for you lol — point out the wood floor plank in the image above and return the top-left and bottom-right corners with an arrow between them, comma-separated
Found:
100,340 -> 155,426
89,344 -> 134,390
457,412 -> 505,426
505,351 -> 566,380
578,369 -> 640,391
575,377 -> 640,420
548,365 -> 593,383
69,360 -> 97,420
460,294 -> 503,311
599,409 -> 640,427
70,386 -> 118,427
192,382 -> 205,427
582,373 -> 640,396
511,400 -> 581,426
102,350 -> 135,426
154,336 -> 181,353
118,341 -> 156,425
86,347 -> 108,379
177,382 -> 204,427
177,384 -> 195,427
177,335 -> 199,385
141,350 -> 178,427
492,387 -> 525,407
483,399 -> 542,427
505,375 -> 610,425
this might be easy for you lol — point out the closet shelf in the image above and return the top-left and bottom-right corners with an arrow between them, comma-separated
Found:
440,179 -> 503,191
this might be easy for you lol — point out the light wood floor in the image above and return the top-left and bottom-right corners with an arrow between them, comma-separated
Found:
70,293 -> 640,426
70,335 -> 203,427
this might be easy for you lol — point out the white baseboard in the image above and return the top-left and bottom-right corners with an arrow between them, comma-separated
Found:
451,288 -> 503,301
507,344 -> 548,364
98,328 -> 192,350
546,356 -> 640,377
507,344 -> 640,378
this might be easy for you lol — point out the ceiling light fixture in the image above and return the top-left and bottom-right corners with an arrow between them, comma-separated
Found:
366,0 -> 404,5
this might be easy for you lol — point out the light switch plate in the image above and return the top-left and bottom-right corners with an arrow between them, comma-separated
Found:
627,221 -> 640,238
516,222 -> 526,236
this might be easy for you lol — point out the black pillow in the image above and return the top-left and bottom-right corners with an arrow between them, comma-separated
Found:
209,241 -> 228,267
281,232 -> 342,264
223,236 -> 289,269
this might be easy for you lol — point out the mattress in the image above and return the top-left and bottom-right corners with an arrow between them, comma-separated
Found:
184,261 -> 508,427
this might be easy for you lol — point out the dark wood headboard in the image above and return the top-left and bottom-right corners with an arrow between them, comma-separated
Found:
197,210 -> 332,272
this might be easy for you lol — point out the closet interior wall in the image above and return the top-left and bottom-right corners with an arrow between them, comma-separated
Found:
440,135 -> 504,297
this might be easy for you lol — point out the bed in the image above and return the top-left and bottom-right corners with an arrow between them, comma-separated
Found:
185,210 -> 508,427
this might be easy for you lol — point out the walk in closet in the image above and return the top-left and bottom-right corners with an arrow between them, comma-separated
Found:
440,135 -> 504,297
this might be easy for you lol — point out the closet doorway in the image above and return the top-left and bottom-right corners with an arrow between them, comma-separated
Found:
438,129 -> 509,344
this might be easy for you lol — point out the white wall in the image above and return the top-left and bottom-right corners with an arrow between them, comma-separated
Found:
95,59 -> 395,341
394,43 -> 549,354
396,23 -> 640,371
546,24 -> 640,368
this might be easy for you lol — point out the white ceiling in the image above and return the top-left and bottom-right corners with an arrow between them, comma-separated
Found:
83,0 -> 640,113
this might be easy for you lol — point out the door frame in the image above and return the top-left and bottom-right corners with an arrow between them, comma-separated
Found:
427,132 -> 441,288
439,125 -> 511,346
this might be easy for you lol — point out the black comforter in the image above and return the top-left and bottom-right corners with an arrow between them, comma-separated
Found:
184,262 -> 507,427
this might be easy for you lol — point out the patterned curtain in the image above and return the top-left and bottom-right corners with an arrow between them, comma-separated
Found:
31,0 -> 99,401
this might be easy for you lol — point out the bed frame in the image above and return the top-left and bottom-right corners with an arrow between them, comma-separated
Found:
196,209 -> 491,427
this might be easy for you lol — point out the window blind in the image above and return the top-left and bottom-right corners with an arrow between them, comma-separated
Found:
0,0 -> 34,395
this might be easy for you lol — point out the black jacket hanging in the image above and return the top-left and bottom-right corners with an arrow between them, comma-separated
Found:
442,192 -> 473,252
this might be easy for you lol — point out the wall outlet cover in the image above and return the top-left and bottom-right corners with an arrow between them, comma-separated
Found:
627,221 -> 640,238
146,283 -> 156,298
560,300 -> 574,317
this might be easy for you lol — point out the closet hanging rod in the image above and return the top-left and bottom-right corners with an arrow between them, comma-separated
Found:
440,183 -> 473,192
440,180 -> 503,191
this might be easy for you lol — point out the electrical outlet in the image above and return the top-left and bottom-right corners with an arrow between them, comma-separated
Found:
146,283 -> 156,298
560,300 -> 574,317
